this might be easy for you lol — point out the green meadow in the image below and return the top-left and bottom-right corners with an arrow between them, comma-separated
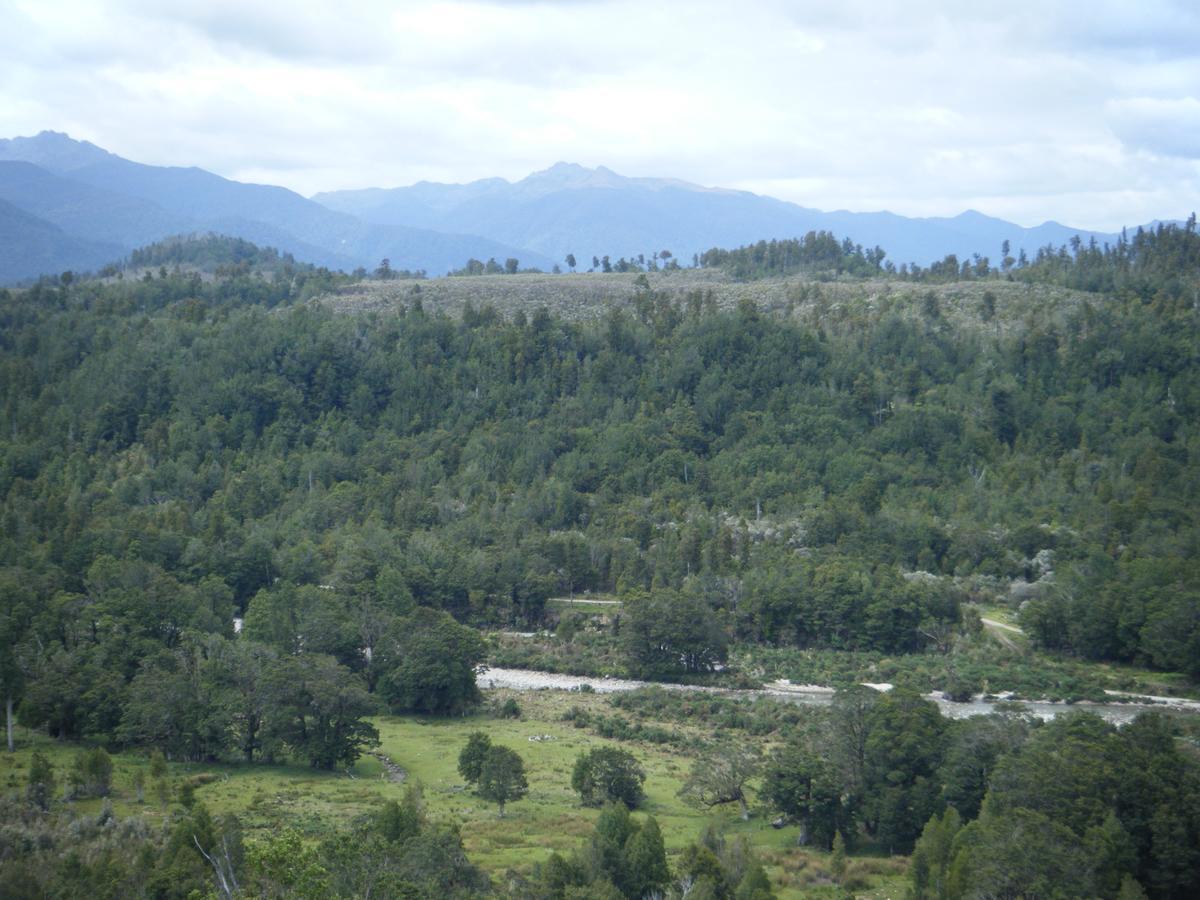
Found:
3,688 -> 908,898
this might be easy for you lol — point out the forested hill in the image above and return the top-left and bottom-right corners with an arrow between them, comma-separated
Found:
699,215 -> 1200,298
2,222 -> 1198,731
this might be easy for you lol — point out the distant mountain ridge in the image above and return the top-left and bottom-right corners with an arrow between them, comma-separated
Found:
314,161 -> 1123,269
0,130 -> 1156,285
0,196 -> 122,282
0,131 -> 550,283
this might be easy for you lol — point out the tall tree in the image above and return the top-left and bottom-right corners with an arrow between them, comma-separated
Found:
862,688 -> 947,852
477,745 -> 528,817
762,744 -> 847,848
263,654 -> 379,769
377,607 -> 486,715
458,731 -> 492,786
572,746 -> 645,808
622,588 -> 727,678
0,570 -> 33,752
621,815 -> 669,899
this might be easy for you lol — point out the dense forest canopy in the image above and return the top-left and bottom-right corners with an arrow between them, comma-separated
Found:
4,227 -> 1198,673
1,224 -> 1199,897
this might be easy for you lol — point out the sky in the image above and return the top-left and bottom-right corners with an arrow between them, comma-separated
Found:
1,0 -> 1198,230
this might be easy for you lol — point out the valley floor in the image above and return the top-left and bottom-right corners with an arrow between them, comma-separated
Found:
3,688 -> 910,898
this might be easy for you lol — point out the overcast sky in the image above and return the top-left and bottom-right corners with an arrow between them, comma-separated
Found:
2,0 -> 1198,230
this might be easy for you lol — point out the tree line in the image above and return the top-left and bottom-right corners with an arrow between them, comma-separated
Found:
698,216 -> 1200,311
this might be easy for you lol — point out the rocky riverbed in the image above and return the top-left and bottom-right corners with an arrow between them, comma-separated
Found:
477,666 -> 1200,724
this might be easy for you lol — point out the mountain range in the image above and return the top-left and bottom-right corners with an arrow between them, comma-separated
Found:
0,130 -> 1137,284
0,132 -> 548,283
314,163 -> 1123,269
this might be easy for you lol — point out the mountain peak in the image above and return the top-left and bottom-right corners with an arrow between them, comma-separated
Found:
520,162 -> 627,193
0,130 -> 117,173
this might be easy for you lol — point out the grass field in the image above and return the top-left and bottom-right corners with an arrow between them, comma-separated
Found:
319,268 -> 1096,343
2,687 -> 910,898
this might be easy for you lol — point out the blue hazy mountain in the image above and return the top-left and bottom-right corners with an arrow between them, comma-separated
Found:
0,132 -> 551,282
0,196 -> 122,282
0,160 -> 194,249
315,162 -> 1121,267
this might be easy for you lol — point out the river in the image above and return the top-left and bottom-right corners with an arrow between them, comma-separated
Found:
477,666 -> 1200,724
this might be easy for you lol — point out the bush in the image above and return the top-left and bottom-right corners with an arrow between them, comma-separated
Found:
26,751 -> 55,810
67,747 -> 113,799
497,698 -> 522,719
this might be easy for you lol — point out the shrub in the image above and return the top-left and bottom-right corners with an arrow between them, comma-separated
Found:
498,697 -> 522,719
67,747 -> 113,799
26,751 -> 55,810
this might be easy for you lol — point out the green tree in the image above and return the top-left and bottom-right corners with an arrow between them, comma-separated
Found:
394,825 -> 490,894
622,589 -> 728,678
458,731 -> 492,785
937,713 -> 1029,820
736,858 -> 775,900
377,608 -> 485,715
373,784 -> 425,844
477,745 -> 528,817
621,815 -> 669,899
318,831 -> 412,899
679,742 -> 761,820
986,712 -> 1200,898
946,807 -> 1100,899
245,828 -> 332,899
119,638 -> 231,762
909,807 -> 961,900
262,654 -> 379,769
762,743 -> 846,848
0,571 -> 34,753
862,688 -> 947,852
828,684 -> 880,806
830,830 -> 846,884
212,638 -> 275,763
676,843 -> 727,898
572,746 -> 646,808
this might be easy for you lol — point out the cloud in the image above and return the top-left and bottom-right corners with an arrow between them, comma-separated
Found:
1048,0 -> 1200,60
0,0 -> 1197,230
120,0 -> 397,63
1108,96 -> 1200,159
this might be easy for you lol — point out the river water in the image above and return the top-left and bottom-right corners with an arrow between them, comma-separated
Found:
477,666 -> 1200,724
